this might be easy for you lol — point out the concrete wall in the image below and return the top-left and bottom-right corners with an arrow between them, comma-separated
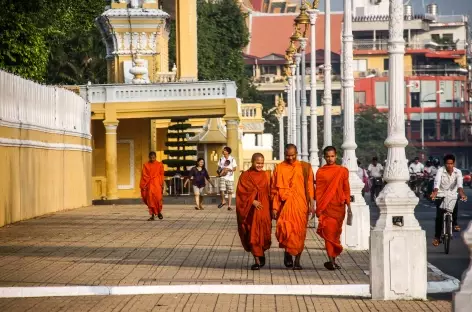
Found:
0,70 -> 92,227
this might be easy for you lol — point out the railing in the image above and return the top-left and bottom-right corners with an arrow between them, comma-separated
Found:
164,176 -> 221,196
410,65 -> 468,76
241,104 -> 263,119
252,74 -> 342,84
0,70 -> 91,138
155,72 -> 177,83
81,80 -> 238,103
353,39 -> 468,51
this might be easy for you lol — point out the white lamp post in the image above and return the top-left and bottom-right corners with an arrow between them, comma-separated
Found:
370,0 -> 427,300
322,0 -> 333,152
307,5 -> 320,172
420,90 -> 444,152
340,0 -> 370,251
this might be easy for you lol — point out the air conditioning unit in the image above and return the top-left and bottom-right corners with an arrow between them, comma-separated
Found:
359,71 -> 367,78
382,71 -> 389,77
369,68 -> 380,76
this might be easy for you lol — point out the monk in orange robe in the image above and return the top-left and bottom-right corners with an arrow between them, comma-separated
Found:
315,146 -> 352,271
236,153 -> 272,270
140,151 -> 165,221
271,144 -> 314,270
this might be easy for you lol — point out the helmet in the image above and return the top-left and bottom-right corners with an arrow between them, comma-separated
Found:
433,158 -> 440,166
425,160 -> 432,167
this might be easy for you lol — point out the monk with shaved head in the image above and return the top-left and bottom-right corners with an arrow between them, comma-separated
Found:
271,144 -> 315,270
236,153 -> 272,270
315,146 -> 351,270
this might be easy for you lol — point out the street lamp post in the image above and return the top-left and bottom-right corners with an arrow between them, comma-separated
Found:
307,5 -> 320,172
340,0 -> 369,251
294,52 -> 302,152
290,63 -> 297,144
420,90 -> 443,152
370,0 -> 427,300
323,0 -> 333,152
295,5 -> 311,162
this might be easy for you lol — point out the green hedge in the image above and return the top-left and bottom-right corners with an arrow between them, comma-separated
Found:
167,132 -> 196,139
165,141 -> 198,147
162,159 -> 196,168
168,123 -> 192,131
164,150 -> 197,157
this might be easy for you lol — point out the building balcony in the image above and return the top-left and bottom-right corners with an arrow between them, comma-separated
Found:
353,39 -> 468,51
252,74 -> 342,92
81,80 -> 237,104
241,104 -> 264,134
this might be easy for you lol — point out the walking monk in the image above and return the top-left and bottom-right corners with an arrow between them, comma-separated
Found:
315,146 -> 352,270
140,151 -> 165,221
236,153 -> 272,270
271,144 -> 314,270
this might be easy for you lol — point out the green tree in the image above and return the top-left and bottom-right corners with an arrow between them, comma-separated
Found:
163,119 -> 198,177
0,0 -> 108,83
318,106 -> 423,166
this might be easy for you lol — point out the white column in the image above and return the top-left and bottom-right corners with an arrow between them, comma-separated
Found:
340,0 -> 369,251
285,83 -> 292,145
370,0 -> 427,300
278,115 -> 285,160
290,64 -> 297,144
294,53 -> 302,152
454,222 -> 472,311
322,0 -> 333,162
307,9 -> 320,172
299,38 -> 309,161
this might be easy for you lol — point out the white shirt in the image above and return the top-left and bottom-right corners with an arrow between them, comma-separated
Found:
218,155 -> 237,181
409,162 -> 424,174
357,168 -> 367,181
434,167 -> 463,194
368,164 -> 383,178
434,167 -> 463,212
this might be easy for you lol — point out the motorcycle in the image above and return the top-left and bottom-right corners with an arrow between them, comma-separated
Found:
408,173 -> 424,198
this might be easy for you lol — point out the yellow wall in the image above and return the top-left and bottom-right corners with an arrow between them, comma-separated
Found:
243,149 -> 272,162
0,127 -> 91,227
356,54 -> 414,73
92,119 -> 151,199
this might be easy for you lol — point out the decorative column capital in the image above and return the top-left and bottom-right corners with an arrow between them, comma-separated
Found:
224,119 -> 239,129
103,120 -> 119,134
294,53 -> 301,64
298,38 -> 307,50
307,9 -> 319,25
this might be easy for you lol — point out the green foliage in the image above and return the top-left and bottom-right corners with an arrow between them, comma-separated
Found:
164,119 -> 196,176
317,106 -> 424,166
0,0 -> 108,83
168,123 -> 192,131
166,132 -> 196,139
165,141 -> 198,147
164,150 -> 198,157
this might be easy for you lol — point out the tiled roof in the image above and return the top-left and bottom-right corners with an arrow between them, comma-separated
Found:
246,13 -> 343,58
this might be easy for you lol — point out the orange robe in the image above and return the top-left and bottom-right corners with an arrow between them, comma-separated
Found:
315,164 -> 351,258
140,161 -> 164,215
271,160 -> 314,256
236,169 -> 272,257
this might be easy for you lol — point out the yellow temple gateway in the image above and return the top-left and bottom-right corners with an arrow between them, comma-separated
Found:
80,0 -> 273,201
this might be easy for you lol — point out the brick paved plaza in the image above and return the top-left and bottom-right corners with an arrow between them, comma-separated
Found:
0,205 -> 453,311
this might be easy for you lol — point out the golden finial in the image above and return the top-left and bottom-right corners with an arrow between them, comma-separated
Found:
295,3 -> 310,26
285,40 -> 297,56
312,0 -> 320,9
276,94 -> 286,116
290,25 -> 302,42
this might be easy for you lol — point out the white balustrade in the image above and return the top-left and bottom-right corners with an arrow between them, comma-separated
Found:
0,70 -> 90,138
81,81 -> 237,103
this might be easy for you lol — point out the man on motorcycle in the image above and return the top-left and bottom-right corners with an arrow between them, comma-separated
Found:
430,154 -> 467,247
367,157 -> 384,201
409,157 -> 424,174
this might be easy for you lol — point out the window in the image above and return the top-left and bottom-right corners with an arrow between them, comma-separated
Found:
375,81 -> 389,107
355,92 -> 366,105
431,34 -> 440,43
442,33 -> 454,42
383,59 -> 389,71
261,65 -> 277,75
353,59 -> 367,72
411,92 -> 420,108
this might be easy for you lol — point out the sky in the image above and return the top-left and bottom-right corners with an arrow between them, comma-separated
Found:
319,0 -> 472,16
